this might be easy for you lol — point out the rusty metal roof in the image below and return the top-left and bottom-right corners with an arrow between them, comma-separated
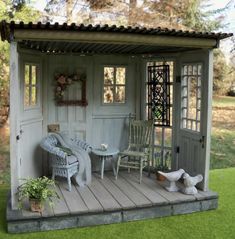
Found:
0,20 -> 233,42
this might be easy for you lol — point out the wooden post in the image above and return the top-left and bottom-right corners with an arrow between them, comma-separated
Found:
9,42 -> 20,209
202,49 -> 213,191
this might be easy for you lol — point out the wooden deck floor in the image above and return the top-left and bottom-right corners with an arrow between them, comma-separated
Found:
7,171 -> 218,233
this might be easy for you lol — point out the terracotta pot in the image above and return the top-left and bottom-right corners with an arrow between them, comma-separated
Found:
156,172 -> 166,181
29,199 -> 44,213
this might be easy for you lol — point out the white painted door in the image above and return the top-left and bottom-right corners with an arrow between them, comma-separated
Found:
19,56 -> 43,179
174,50 -> 213,190
46,56 -> 92,141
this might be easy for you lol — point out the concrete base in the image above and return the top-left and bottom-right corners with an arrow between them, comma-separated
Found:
7,196 -> 218,233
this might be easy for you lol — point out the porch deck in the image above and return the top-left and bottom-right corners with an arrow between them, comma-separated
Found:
7,171 -> 218,233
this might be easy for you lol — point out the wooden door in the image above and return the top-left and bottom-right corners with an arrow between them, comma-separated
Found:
46,56 -> 91,141
19,56 -> 43,179
174,50 -> 213,190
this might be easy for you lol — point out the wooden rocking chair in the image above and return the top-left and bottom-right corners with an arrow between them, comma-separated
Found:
115,120 -> 154,183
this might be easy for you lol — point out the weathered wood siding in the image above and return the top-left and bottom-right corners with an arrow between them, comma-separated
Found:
43,55 -> 139,171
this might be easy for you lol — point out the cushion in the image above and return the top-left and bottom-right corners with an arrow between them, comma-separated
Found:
67,155 -> 78,165
57,145 -> 73,156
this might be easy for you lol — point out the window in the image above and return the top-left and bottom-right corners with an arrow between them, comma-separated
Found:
24,64 -> 39,108
103,66 -> 126,104
181,63 -> 202,132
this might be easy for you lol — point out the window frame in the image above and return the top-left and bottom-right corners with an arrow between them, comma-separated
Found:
23,62 -> 40,110
180,62 -> 203,133
102,65 -> 127,105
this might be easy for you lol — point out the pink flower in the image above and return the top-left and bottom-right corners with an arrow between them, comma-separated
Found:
57,75 -> 66,84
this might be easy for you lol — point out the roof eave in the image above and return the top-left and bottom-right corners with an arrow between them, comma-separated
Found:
13,29 -> 219,49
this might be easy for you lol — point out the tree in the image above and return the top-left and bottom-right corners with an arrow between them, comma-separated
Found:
213,49 -> 231,95
0,0 -> 40,127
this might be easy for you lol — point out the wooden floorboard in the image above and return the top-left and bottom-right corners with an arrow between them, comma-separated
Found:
88,175 -> 121,211
108,172 -> 152,208
195,190 -> 218,200
94,173 -> 136,209
134,172 -> 182,203
75,184 -> 103,213
158,180 -> 196,202
53,185 -> 70,216
59,181 -> 88,214
120,171 -> 168,205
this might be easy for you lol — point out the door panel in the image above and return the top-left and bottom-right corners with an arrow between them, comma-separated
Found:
20,120 -> 43,178
174,50 -> 213,190
47,57 -> 89,141
19,55 -> 43,180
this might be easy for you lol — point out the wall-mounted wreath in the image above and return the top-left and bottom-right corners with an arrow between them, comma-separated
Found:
55,73 -> 88,106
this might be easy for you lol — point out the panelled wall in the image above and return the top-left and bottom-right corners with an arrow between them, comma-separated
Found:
43,54 -> 140,171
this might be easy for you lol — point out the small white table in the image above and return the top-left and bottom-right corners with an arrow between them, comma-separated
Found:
92,148 -> 119,179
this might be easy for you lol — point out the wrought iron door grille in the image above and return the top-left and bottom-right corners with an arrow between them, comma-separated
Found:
147,65 -> 171,126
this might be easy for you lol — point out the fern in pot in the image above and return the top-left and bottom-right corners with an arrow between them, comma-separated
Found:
17,176 -> 59,213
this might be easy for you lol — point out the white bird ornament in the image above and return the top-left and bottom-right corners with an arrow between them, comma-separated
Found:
182,173 -> 203,195
158,169 -> 185,192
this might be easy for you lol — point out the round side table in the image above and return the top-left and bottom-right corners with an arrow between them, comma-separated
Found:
92,148 -> 119,179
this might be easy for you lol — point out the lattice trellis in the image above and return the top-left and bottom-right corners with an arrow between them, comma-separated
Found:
147,65 -> 171,126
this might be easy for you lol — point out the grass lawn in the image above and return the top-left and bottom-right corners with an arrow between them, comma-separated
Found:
210,96 -> 235,169
0,168 -> 235,238
212,96 -> 235,108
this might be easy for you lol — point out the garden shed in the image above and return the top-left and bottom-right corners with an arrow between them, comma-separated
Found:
0,20 -> 232,233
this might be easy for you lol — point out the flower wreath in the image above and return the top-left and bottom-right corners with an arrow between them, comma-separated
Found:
54,73 -> 88,106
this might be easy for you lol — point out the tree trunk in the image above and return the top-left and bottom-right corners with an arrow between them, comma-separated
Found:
128,0 -> 137,26
66,0 -> 74,24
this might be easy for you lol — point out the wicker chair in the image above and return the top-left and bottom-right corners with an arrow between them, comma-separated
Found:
116,120 -> 154,183
40,134 -> 92,191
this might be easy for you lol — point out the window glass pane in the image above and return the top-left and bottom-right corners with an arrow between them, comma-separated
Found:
188,76 -> 197,119
116,67 -> 126,84
31,65 -> 37,85
104,67 -> 114,85
115,86 -> 125,103
31,86 -> 37,105
104,86 -> 114,103
24,86 -> 30,107
25,65 -> 30,85
193,65 -> 197,75
188,65 -> 193,75
198,64 -> 202,75
181,63 -> 202,132
182,76 -> 187,86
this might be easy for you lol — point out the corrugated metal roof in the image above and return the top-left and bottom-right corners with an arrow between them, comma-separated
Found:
19,40 -> 195,54
0,20 -> 233,42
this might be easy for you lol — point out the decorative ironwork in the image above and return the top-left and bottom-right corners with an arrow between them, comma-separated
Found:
147,65 -> 171,126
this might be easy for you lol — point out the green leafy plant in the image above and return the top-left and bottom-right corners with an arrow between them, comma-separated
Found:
17,176 -> 59,209
156,164 -> 169,172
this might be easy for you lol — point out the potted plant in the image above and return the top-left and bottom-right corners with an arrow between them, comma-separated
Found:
156,165 -> 169,181
155,150 -> 171,181
17,176 -> 59,213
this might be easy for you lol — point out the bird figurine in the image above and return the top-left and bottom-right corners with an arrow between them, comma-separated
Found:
158,169 -> 185,192
182,173 -> 203,195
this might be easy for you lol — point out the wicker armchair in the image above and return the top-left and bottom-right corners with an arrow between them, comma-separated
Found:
40,134 -> 92,191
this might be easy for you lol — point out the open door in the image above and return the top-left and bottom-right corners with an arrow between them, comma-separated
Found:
19,55 -> 43,179
174,50 -> 213,190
